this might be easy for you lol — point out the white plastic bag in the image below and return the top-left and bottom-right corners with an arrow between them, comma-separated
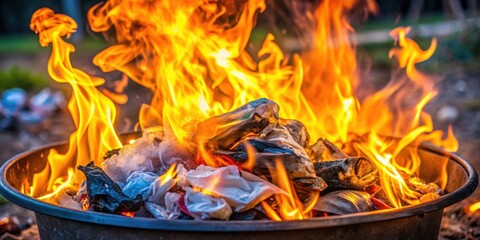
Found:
185,165 -> 285,211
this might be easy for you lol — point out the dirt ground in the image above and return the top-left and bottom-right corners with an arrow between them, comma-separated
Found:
0,49 -> 479,239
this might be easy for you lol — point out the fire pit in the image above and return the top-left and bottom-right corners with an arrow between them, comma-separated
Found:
1,0 -> 479,239
0,133 -> 477,239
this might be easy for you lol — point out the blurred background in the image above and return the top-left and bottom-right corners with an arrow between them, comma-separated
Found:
0,0 -> 479,239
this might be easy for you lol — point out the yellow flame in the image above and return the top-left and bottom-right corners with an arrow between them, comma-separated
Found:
262,159 -> 318,221
158,163 -> 179,186
348,27 -> 457,207
37,168 -> 75,201
120,211 -> 136,217
27,0 -> 459,215
26,8 -> 121,200
241,142 -> 257,171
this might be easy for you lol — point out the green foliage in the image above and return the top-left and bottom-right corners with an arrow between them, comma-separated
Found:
0,36 -> 44,54
0,66 -> 48,92
0,35 -> 108,54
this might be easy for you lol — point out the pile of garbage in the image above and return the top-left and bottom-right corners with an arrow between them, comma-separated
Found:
59,98 -> 443,220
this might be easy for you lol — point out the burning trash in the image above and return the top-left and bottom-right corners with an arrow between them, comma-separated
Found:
77,162 -> 144,215
59,98 -> 442,220
21,0 -> 462,224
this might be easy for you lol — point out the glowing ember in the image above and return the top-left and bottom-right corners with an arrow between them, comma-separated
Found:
469,202 -> 480,213
24,0 -> 459,220
120,212 -> 136,218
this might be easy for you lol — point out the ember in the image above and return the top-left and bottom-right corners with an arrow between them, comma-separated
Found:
23,0 -> 461,222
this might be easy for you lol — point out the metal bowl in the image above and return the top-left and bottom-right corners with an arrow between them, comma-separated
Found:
0,133 -> 477,240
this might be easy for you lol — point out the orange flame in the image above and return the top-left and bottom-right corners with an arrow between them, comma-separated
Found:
158,163 -> 179,185
261,159 -> 318,221
300,0 -> 366,143
27,0 -> 458,217
349,27 -> 457,207
81,194 -> 90,210
26,8 -> 122,200
120,211 -> 136,218
196,141 -> 257,170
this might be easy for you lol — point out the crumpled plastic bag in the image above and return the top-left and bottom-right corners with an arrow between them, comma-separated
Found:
183,165 -> 284,212
194,98 -> 326,203
77,162 -> 144,214
122,171 -> 158,199
184,187 -> 232,220
147,164 -> 187,205
313,190 -> 373,215
219,124 -> 327,202
307,138 -> 349,162
56,190 -> 82,210
157,138 -> 197,172
102,135 -> 160,183
145,124 -> 197,171
278,118 -> 310,148
145,192 -> 182,219
142,126 -> 165,143
258,125 -> 327,198
103,127 -> 196,183
314,157 -> 378,190
193,98 -> 279,151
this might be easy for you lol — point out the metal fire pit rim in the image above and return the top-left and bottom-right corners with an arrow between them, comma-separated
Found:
0,140 -> 477,232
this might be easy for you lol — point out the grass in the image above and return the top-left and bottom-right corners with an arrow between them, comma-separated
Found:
355,14 -> 446,32
0,35 -> 44,54
0,35 -> 108,54
0,65 -> 48,92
